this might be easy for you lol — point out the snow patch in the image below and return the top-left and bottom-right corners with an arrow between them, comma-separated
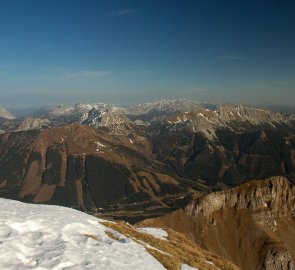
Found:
0,199 -> 166,270
137,228 -> 168,240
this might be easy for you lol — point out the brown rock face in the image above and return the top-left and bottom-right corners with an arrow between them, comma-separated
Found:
185,176 -> 295,218
0,124 -> 190,220
140,177 -> 295,270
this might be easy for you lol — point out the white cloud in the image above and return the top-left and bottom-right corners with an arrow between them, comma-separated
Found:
64,70 -> 110,79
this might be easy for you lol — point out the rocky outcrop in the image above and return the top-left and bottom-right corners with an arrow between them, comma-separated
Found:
262,248 -> 293,270
186,176 -> 295,218
140,177 -> 295,270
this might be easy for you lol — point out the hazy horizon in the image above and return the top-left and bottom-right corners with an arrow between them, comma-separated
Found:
4,97 -> 295,110
4,98 -> 295,115
0,0 -> 294,108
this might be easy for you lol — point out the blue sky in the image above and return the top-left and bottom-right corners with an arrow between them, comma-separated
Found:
0,0 -> 294,108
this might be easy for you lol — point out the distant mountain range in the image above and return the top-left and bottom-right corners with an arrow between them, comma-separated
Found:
1,99 -> 295,132
5,100 -> 295,120
0,99 -> 295,269
0,99 -> 294,210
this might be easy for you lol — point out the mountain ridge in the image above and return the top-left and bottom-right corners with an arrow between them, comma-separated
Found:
140,176 -> 295,270
1,99 -> 295,135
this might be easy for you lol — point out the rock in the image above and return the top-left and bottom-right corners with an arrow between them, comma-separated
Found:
140,177 -> 295,270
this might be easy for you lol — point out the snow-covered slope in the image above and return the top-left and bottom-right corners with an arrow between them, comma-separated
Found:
0,199 -> 165,270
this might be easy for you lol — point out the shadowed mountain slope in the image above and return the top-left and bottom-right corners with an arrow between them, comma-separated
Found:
0,124 -> 196,221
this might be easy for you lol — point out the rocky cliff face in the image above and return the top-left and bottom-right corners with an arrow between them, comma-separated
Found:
186,176 -> 295,218
140,177 -> 295,270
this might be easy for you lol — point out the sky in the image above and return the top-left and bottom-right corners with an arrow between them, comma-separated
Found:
0,0 -> 294,108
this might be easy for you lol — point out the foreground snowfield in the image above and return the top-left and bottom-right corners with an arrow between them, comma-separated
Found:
0,198 -> 166,270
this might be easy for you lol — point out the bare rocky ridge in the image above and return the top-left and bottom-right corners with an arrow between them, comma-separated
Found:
140,176 -> 295,270
185,176 -> 294,218
162,105 -> 293,140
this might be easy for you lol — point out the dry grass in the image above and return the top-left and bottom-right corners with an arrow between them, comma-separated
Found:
84,233 -> 99,241
145,247 -> 179,270
104,230 -> 122,241
101,221 -> 240,270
